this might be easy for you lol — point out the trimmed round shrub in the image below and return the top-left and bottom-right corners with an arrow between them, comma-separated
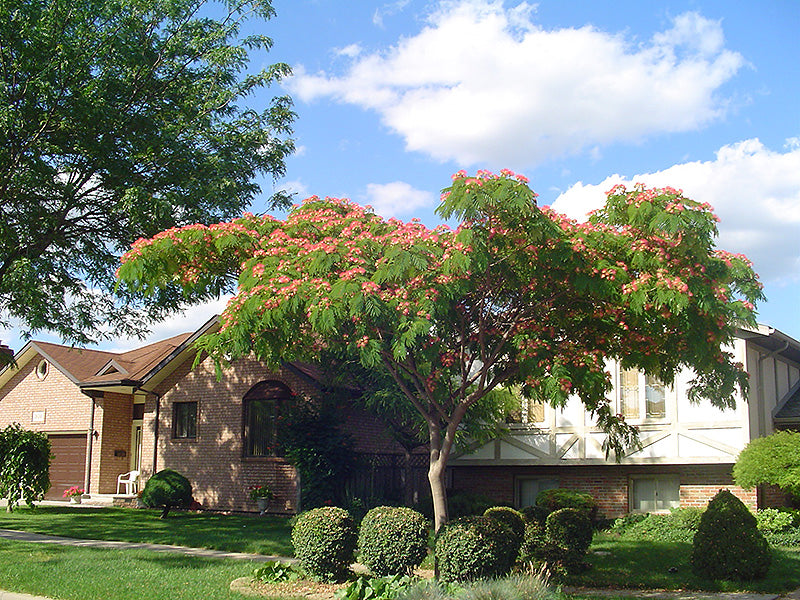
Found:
292,506 -> 357,581
536,488 -> 598,522
484,506 -> 526,546
358,506 -> 429,576
691,489 -> 771,580
139,469 -> 192,518
521,504 -> 549,525
544,508 -> 593,573
518,519 -> 547,565
435,516 -> 518,582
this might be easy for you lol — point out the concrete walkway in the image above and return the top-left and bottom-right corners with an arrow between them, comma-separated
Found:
0,528 -> 796,600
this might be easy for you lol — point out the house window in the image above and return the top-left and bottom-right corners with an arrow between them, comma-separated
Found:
506,391 -> 545,425
618,368 -> 666,420
523,398 -> 545,423
35,360 -> 48,380
173,402 -> 197,439
243,381 -> 292,457
517,477 -> 559,508
630,475 -> 680,512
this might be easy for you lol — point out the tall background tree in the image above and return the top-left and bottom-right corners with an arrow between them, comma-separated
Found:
118,170 -> 762,530
0,0 -> 294,358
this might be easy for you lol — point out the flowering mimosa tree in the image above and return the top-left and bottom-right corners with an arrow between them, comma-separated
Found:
117,170 -> 763,531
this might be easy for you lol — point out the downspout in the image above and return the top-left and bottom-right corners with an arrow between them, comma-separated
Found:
84,395 -> 96,494
152,390 -> 162,474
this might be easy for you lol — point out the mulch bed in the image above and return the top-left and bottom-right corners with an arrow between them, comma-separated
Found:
231,568 -> 435,599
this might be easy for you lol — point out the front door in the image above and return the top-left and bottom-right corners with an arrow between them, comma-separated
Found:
130,421 -> 143,472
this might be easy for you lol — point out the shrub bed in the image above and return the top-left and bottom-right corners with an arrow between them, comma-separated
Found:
611,508 -> 704,543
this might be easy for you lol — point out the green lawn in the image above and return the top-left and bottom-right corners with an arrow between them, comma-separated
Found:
0,506 -> 293,556
2,508 -> 799,599
0,539 -> 258,600
567,532 -> 800,593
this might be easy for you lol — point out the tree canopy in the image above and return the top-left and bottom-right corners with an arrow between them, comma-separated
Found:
734,430 -> 800,499
0,0 -> 294,355
118,169 -> 762,530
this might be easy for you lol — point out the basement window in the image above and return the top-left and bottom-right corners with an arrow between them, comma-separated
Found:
630,475 -> 680,512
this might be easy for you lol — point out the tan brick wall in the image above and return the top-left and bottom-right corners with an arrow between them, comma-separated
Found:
151,354 -> 320,512
0,358 -> 91,432
94,392 -> 135,494
451,463 -> 758,518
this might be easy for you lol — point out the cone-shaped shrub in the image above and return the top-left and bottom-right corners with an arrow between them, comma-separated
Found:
691,489 -> 771,580
358,506 -> 429,576
292,506 -> 357,581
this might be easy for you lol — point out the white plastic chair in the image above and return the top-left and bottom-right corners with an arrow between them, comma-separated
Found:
116,470 -> 140,495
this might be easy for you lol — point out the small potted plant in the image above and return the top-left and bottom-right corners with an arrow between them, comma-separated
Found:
248,484 -> 274,515
63,486 -> 84,504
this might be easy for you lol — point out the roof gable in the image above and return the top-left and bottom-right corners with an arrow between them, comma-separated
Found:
774,380 -> 800,423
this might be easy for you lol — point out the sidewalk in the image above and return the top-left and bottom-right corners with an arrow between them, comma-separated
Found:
0,528 -> 796,600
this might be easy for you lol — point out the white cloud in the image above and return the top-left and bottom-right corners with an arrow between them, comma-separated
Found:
365,181 -> 436,218
551,139 -> 800,284
289,1 -> 743,167
277,179 -> 310,201
334,44 -> 362,59
373,0 -> 411,28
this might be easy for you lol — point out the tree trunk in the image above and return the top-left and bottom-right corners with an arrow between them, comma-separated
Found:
428,450 -> 448,533
401,449 -> 415,507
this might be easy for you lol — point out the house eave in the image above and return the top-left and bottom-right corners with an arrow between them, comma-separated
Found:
79,379 -> 142,394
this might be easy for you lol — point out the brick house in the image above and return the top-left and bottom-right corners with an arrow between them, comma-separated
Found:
0,316 -> 410,511
0,319 -> 798,515
450,324 -> 800,517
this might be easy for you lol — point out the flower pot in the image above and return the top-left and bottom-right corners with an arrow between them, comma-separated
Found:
256,498 -> 269,515
69,496 -> 81,504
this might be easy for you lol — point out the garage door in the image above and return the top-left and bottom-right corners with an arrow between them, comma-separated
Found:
46,434 -> 87,500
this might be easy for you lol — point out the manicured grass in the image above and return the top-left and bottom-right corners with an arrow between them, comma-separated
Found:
0,506 -> 293,556
0,539 -> 259,600
567,532 -> 800,593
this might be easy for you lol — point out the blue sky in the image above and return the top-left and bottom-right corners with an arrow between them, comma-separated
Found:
2,0 -> 799,352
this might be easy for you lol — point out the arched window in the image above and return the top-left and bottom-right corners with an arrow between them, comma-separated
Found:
243,381 -> 292,457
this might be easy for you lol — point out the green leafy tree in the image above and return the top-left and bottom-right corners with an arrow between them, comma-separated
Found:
118,170 -> 762,530
0,424 -> 51,511
0,0 -> 294,360
734,430 -> 800,500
